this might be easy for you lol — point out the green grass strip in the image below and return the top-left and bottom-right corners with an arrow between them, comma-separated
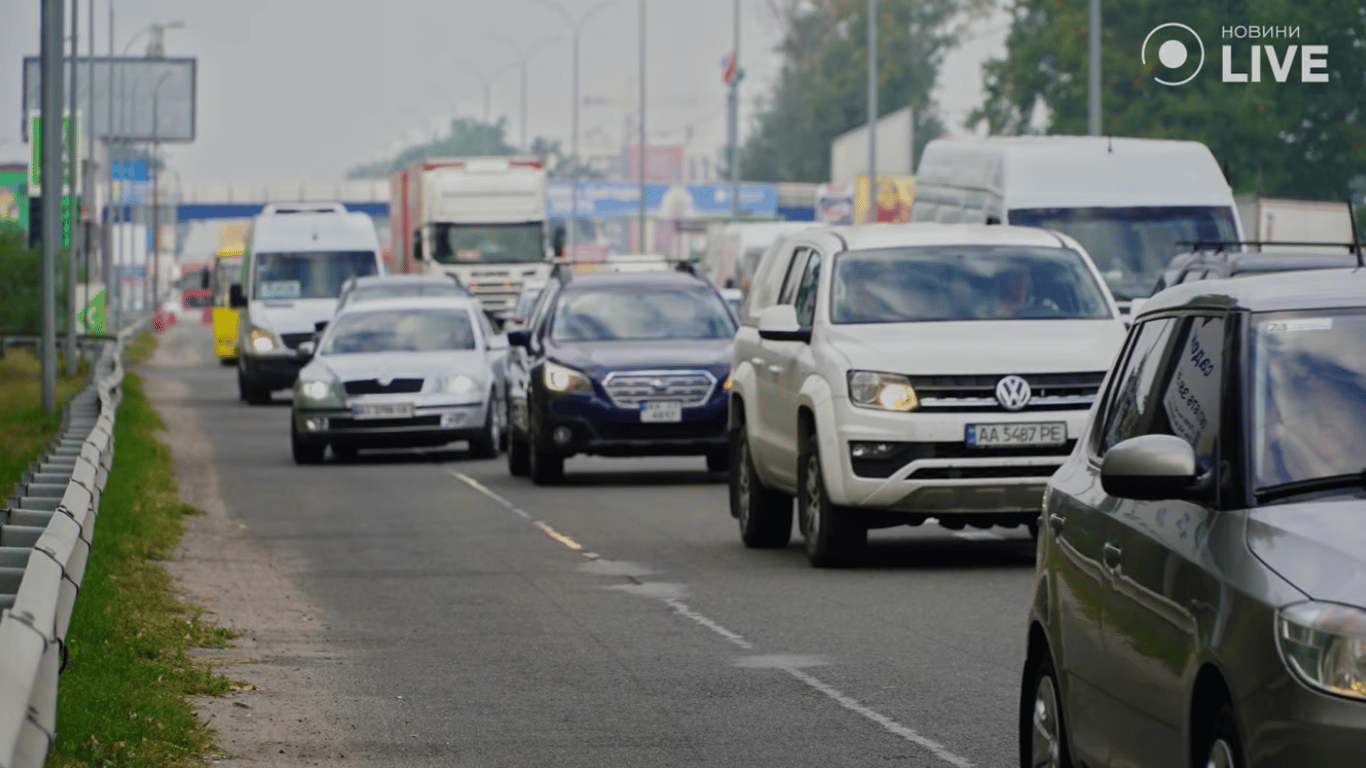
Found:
48,337 -> 238,768
0,350 -> 92,499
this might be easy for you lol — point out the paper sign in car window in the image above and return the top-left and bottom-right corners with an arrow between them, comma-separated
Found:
456,249 -> 483,262
1264,318 -> 1333,334
260,280 -> 302,299
1162,317 -> 1223,462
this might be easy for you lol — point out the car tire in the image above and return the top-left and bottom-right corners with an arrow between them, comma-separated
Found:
798,429 -> 866,568
220,357 -> 236,367
291,420 -> 326,465
507,431 -> 531,477
1197,703 -> 1246,768
239,366 -> 271,405
706,448 -> 729,474
730,422 -> 792,548
528,423 -> 564,485
469,394 -> 501,459
1019,648 -> 1072,768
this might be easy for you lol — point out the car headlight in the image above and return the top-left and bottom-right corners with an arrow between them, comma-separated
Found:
847,370 -> 918,412
437,375 -> 477,394
1278,601 -> 1366,700
249,326 -> 278,353
297,378 -> 341,406
544,361 -> 592,393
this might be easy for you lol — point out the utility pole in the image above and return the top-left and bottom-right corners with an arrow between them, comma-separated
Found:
41,0 -> 65,413
105,1 -> 116,325
67,0 -> 80,373
1088,0 -> 1100,135
729,0 -> 740,221
151,71 -> 170,315
86,0 -> 96,335
867,0 -> 878,223
637,0 -> 647,253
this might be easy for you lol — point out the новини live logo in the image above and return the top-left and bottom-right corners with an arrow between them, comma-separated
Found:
1142,22 -> 1330,86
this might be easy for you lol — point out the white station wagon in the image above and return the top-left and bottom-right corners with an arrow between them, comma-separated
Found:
727,223 -> 1129,566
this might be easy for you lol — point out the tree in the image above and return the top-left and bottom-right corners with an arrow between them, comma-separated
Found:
971,0 -> 1366,199
738,0 -> 989,183
346,117 -> 519,179
529,137 -> 603,180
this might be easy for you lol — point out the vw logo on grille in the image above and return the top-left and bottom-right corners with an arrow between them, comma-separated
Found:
651,378 -> 668,391
377,375 -> 393,387
995,375 -> 1032,411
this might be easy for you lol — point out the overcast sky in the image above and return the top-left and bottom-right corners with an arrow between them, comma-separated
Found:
0,0 -> 1009,184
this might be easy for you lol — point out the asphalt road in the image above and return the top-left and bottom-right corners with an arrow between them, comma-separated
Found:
148,321 -> 1037,768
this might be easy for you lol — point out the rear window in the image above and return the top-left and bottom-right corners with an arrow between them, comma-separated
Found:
253,251 -> 378,300
551,287 -> 737,342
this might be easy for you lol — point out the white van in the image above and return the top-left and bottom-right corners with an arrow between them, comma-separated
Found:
911,136 -> 1244,312
230,202 -> 384,404
705,221 -> 819,291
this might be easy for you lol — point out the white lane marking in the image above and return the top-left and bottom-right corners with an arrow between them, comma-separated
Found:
786,667 -> 975,768
953,530 -> 1005,541
733,654 -> 832,670
449,469 -> 975,767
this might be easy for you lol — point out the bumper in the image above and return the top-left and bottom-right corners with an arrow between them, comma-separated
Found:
1241,672 -> 1366,767
243,352 -> 305,392
819,397 -> 1088,515
295,401 -> 490,448
535,390 -> 728,457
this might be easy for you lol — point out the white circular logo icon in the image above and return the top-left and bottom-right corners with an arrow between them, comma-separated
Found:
1142,23 -> 1205,86
995,375 -> 1032,412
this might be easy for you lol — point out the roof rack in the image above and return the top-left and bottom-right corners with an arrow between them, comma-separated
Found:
550,255 -> 705,283
260,201 -> 348,215
1177,240 -> 1366,254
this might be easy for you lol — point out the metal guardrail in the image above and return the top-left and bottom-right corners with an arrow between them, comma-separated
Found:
0,315 -> 149,768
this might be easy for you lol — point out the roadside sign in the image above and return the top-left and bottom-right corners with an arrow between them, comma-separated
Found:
28,111 -> 81,195
0,168 -> 28,234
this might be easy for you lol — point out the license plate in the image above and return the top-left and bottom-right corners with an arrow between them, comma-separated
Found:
966,422 -> 1066,447
640,400 -> 683,423
352,402 -> 414,420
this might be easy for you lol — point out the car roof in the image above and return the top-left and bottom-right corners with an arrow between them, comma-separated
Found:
1139,267 -> 1366,316
334,295 -> 483,315
809,222 -> 1074,252
561,270 -> 712,290
346,274 -> 464,288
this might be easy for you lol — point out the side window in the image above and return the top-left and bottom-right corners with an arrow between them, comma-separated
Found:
793,252 -> 821,327
743,242 -> 791,321
1096,317 -> 1179,455
1149,316 -> 1225,470
530,284 -> 559,343
778,247 -> 813,306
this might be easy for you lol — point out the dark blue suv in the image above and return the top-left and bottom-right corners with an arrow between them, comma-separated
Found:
505,264 -> 737,483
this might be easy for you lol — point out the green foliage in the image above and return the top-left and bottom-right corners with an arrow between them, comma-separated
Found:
738,0 -> 989,183
347,117 -> 521,179
0,228 -> 80,334
50,370 -> 237,768
529,136 -> 604,180
0,348 -> 90,498
972,0 -> 1366,199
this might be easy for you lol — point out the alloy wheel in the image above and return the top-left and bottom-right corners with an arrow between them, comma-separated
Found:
1206,739 -> 1236,768
802,453 -> 822,538
1031,674 -> 1063,768
736,438 -> 753,528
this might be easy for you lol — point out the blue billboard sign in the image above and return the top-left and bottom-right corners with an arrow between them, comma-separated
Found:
548,181 -> 777,218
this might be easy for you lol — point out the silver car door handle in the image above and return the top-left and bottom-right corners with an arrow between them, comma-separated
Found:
751,356 -> 765,365
1103,543 -> 1122,569
1048,513 -> 1065,534
768,365 -> 782,374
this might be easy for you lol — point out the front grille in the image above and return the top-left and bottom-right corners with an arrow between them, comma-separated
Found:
603,370 -> 717,409
467,283 -> 521,311
850,440 -> 1076,479
327,415 -> 443,430
343,378 -> 424,395
909,372 -> 1105,413
907,465 -> 1060,479
280,332 -> 314,350
593,414 -> 728,441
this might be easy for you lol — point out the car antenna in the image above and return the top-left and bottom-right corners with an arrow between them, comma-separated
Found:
1349,198 -> 1364,268
1107,135 -> 1113,153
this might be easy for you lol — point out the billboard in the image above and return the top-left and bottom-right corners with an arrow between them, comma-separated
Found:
22,56 -> 196,141
547,182 -> 777,218
854,174 -> 916,224
830,106 -> 915,187
0,168 -> 27,234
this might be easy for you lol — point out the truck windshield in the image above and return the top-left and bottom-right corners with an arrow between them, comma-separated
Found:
434,223 -> 545,264
1008,206 -> 1239,301
252,251 -> 378,300
213,256 -> 242,305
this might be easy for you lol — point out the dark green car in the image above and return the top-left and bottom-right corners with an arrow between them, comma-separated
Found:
1023,266 -> 1366,768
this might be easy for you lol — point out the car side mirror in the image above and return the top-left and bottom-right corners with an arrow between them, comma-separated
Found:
488,333 -> 510,351
314,320 -> 328,333
757,304 -> 811,343
1100,434 -> 1199,501
200,267 -> 211,290
296,340 -> 316,360
507,329 -> 531,347
229,283 -> 246,308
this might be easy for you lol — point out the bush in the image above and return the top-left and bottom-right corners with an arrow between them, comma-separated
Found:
0,228 -> 74,333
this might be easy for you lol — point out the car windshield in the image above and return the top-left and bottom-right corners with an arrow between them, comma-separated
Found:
433,222 -> 545,264
1009,206 -> 1239,300
831,245 -> 1113,324
321,309 -> 477,354
514,288 -> 544,320
253,251 -> 378,300
1252,310 -> 1366,489
344,283 -> 468,306
551,287 -> 737,342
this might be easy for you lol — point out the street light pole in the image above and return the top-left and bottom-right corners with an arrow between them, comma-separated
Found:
730,0 -> 739,221
491,33 -> 560,153
1087,0 -> 1101,135
67,0 -> 80,373
106,0 -> 114,325
40,0 -> 65,413
867,0 -> 878,222
637,0 -> 647,253
150,70 -> 170,315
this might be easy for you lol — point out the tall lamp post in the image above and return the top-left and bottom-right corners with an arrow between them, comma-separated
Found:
149,70 -> 171,312
867,0 -> 878,220
533,0 -> 618,262
491,32 -> 561,153
637,0 -> 647,253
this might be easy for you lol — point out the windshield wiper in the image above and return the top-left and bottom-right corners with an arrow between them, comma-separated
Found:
1256,470 -> 1366,504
